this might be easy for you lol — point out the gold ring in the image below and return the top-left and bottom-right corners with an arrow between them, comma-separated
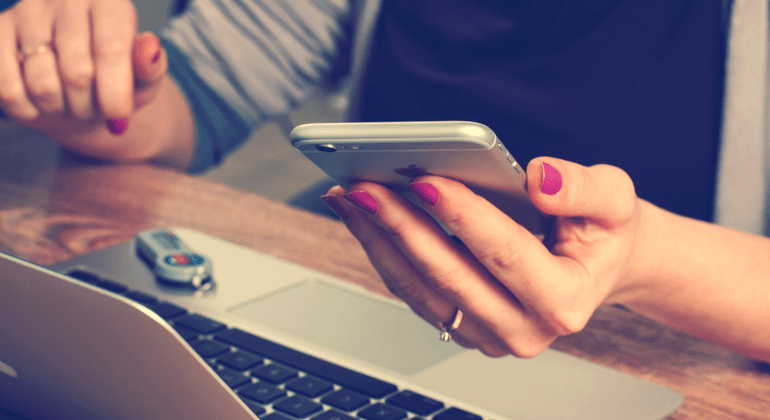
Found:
18,42 -> 55,63
439,307 -> 463,342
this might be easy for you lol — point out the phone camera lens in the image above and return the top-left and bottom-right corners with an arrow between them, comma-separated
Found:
316,144 -> 337,153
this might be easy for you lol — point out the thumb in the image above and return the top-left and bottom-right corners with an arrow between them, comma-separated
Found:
527,158 -> 637,226
132,32 -> 168,105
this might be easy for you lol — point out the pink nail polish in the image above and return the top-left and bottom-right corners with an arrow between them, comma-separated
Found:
541,162 -> 562,195
343,191 -> 378,214
107,118 -> 128,136
320,195 -> 349,220
408,182 -> 439,206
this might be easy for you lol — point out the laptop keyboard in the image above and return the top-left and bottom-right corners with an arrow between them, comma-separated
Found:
65,269 -> 485,420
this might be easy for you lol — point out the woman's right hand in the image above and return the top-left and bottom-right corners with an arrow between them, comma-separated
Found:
0,0 -> 169,147
322,158 -> 644,358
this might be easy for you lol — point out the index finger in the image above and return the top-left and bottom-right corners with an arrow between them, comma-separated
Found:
90,0 -> 137,119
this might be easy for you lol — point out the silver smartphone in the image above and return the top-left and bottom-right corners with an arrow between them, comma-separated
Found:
291,121 -> 544,235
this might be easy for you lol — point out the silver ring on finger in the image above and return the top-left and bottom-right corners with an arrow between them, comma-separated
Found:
18,42 -> 55,64
439,307 -> 463,342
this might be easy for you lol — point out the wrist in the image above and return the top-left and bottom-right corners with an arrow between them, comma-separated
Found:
604,198 -> 669,306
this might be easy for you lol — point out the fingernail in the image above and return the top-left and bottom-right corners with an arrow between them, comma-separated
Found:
541,162 -> 562,195
107,118 -> 128,136
152,50 -> 161,64
343,191 -> 378,214
408,182 -> 439,206
320,195 -> 349,220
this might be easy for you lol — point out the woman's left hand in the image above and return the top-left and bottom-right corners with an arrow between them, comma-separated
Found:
322,158 -> 643,357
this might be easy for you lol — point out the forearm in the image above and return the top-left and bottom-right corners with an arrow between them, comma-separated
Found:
615,200 -> 770,362
119,76 -> 195,170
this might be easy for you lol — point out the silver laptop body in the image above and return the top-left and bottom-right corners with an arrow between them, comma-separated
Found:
0,228 -> 683,420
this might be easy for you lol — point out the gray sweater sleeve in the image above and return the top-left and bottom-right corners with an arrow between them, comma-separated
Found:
159,0 -> 352,172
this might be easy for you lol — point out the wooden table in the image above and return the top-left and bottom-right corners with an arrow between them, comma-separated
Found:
1,122 -> 769,419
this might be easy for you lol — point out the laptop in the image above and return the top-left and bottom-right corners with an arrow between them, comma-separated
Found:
0,228 -> 683,420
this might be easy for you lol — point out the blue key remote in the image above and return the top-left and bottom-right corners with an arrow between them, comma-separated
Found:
136,229 -> 213,290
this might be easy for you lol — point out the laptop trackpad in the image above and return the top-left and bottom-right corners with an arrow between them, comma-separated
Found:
228,280 -> 463,376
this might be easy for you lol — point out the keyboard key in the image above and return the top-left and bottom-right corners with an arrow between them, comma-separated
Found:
190,339 -> 230,358
274,395 -> 323,419
125,290 -> 158,304
215,367 -> 250,389
358,403 -> 408,420
321,389 -> 369,412
67,270 -> 99,284
386,390 -> 444,416
286,376 -> 334,398
252,363 -> 298,384
216,329 -> 397,398
239,382 -> 287,404
433,407 -> 483,420
262,413 -> 294,420
218,350 -> 263,371
173,325 -> 200,342
312,409 -> 357,420
146,301 -> 187,320
95,279 -> 129,294
240,398 -> 266,416
175,314 -> 226,334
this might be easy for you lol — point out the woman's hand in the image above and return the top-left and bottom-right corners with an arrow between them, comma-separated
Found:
0,0 -> 171,157
322,158 -> 643,358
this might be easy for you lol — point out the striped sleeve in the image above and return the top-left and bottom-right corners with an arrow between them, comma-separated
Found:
159,0 -> 352,172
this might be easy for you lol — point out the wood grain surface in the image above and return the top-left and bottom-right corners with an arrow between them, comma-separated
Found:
1,123 -> 768,419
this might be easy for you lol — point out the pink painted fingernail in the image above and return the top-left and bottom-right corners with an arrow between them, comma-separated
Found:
343,191 -> 378,214
408,182 -> 439,206
541,162 -> 562,195
107,118 -> 128,136
320,195 -> 349,220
